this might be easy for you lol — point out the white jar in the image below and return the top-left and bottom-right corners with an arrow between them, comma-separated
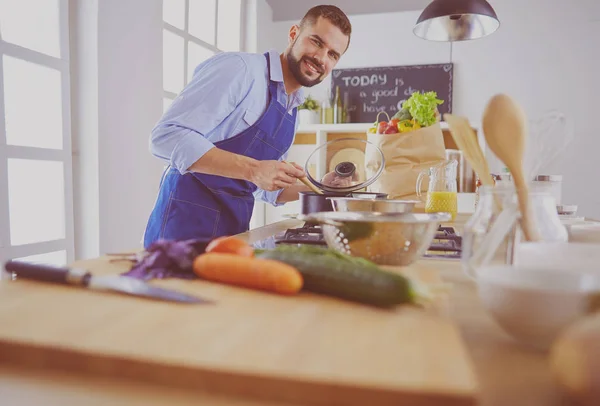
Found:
533,175 -> 562,205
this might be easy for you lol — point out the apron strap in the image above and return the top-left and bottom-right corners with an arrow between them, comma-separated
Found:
264,52 -> 279,101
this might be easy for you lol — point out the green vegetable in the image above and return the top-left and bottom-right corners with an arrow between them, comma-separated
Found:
402,91 -> 444,127
298,95 -> 319,111
392,108 -> 412,122
254,245 -> 423,308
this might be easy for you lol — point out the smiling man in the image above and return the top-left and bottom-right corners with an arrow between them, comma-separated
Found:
143,5 -> 352,248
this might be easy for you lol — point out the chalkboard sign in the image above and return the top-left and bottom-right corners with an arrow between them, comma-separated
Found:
331,63 -> 453,123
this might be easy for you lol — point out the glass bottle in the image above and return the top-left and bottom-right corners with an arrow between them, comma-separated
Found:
321,87 -> 333,124
333,86 -> 343,124
342,91 -> 350,123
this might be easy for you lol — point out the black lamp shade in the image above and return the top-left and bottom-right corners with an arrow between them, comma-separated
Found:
414,0 -> 500,41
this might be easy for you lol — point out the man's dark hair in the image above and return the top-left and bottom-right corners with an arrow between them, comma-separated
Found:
299,5 -> 352,50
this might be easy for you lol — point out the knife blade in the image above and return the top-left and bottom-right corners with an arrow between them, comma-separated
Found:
4,260 -> 211,304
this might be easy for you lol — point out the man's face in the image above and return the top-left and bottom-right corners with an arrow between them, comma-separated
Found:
286,17 -> 349,88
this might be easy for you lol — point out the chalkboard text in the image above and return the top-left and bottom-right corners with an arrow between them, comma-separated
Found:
331,64 -> 453,123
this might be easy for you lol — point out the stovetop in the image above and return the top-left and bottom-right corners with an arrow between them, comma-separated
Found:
274,224 -> 326,245
272,223 -> 462,260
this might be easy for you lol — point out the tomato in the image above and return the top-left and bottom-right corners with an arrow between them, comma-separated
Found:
377,121 -> 389,134
389,118 -> 400,127
384,124 -> 399,134
205,236 -> 254,257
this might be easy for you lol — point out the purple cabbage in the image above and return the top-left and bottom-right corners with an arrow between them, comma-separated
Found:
121,239 -> 210,281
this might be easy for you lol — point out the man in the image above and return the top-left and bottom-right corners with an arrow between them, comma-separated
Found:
143,5 -> 352,248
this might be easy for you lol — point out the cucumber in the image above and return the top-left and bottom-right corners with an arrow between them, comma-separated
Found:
254,245 -> 416,308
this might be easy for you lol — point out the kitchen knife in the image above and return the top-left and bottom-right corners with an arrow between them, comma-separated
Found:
4,260 -> 211,304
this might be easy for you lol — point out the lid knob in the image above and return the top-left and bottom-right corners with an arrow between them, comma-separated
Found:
334,161 -> 356,178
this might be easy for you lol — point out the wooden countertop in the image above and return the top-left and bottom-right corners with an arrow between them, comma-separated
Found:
0,218 -> 572,406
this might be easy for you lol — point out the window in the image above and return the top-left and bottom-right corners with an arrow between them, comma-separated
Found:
162,0 -> 244,108
0,0 -> 74,267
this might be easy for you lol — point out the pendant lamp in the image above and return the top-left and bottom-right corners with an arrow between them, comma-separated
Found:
413,0 -> 500,41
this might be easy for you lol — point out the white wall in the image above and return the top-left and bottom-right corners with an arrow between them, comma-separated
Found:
261,0 -> 600,219
97,0 -> 165,255
70,0 -> 100,260
71,0 -> 165,259
257,0 -> 278,53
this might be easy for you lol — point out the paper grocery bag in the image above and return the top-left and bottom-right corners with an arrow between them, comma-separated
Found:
365,122 -> 446,201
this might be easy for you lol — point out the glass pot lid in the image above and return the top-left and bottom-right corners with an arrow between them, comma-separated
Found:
303,138 -> 385,193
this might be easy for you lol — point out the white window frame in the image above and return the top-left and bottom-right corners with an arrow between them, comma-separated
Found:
0,0 -> 74,264
163,0 -> 246,101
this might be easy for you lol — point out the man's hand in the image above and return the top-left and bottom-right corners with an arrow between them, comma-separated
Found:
249,161 -> 305,191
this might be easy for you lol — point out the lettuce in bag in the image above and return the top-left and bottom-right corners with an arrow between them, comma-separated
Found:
401,91 -> 444,127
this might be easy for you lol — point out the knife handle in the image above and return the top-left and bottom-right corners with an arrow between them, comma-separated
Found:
4,261 -> 90,285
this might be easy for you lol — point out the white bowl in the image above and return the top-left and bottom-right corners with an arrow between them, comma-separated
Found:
476,265 -> 600,350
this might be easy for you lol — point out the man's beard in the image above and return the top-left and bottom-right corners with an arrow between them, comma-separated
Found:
286,46 -> 325,88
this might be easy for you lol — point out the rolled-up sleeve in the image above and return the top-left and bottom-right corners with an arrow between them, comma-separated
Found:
150,53 -> 251,174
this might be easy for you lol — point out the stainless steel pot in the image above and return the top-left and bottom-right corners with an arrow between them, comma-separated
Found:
327,197 -> 419,213
299,191 -> 388,215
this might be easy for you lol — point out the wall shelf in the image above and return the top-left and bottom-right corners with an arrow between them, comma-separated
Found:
293,121 -> 484,156
296,122 -> 451,134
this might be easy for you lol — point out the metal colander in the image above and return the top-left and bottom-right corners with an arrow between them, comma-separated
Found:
299,212 -> 451,266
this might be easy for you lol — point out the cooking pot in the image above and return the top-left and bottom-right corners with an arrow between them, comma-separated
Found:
298,138 -> 386,216
300,191 -> 388,215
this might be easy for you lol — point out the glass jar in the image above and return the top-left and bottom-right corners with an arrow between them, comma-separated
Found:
462,184 -> 568,277
416,159 -> 458,221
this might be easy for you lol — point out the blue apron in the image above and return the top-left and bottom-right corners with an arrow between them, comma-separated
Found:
143,53 -> 297,249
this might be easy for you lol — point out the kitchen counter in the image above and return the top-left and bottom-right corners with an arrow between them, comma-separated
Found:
0,218 -> 571,406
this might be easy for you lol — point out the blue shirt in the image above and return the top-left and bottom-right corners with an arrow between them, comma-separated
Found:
150,50 -> 305,206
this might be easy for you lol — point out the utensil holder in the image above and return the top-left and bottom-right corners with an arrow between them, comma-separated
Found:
462,184 -> 568,278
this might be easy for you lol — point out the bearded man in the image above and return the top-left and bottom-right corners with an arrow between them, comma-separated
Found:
143,5 -> 352,247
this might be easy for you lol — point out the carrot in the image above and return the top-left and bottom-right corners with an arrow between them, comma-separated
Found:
205,236 -> 254,257
193,253 -> 303,295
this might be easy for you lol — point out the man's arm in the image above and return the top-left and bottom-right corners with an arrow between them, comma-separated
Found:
276,182 -> 311,203
187,148 -> 304,192
150,53 -> 251,176
151,53 -> 304,191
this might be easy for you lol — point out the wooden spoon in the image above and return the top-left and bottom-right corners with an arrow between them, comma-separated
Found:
443,113 -> 495,188
282,160 -> 323,195
482,94 -> 541,242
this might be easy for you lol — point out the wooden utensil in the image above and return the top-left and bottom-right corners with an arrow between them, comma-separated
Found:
443,114 -> 495,188
482,94 -> 541,242
283,160 -> 323,195
444,113 -> 521,270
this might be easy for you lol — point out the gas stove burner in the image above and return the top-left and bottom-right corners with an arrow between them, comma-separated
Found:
275,224 -> 463,259
274,223 -> 326,246
425,226 -> 462,260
